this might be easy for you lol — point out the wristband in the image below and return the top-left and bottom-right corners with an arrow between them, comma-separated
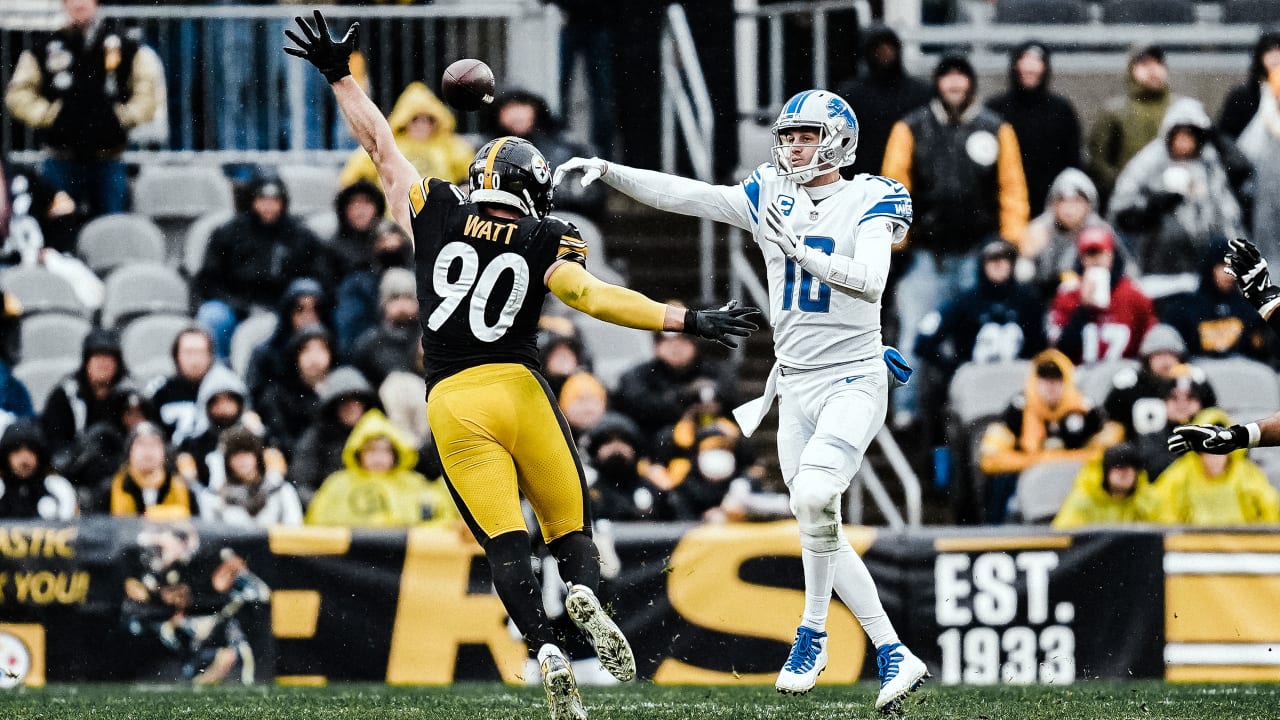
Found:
1246,422 -> 1262,449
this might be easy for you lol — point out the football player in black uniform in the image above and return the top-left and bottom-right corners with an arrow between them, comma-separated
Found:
286,12 -> 761,719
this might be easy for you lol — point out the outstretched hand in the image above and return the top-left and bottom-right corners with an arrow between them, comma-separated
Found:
553,157 -> 608,188
1226,236 -> 1280,312
686,300 -> 763,349
284,10 -> 359,84
1167,423 -> 1249,455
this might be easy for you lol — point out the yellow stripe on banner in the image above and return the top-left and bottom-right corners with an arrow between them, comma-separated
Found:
276,675 -> 328,687
268,526 -> 351,556
934,535 -> 1071,552
482,137 -> 512,189
1166,575 -> 1280,643
1167,665 -> 1280,682
1165,533 -> 1280,553
272,590 -> 322,639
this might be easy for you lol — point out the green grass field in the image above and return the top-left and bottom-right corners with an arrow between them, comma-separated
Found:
2,682 -> 1280,720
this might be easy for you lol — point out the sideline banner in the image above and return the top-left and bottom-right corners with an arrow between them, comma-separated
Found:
0,519 -> 1259,686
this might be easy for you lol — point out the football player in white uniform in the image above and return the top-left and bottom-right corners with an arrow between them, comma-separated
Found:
556,89 -> 929,712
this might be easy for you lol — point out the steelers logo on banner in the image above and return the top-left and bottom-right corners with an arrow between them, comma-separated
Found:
0,631 -> 31,689
965,130 -> 999,167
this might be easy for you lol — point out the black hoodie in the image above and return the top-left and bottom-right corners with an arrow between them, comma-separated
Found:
257,324 -> 331,457
245,277 -> 334,407
42,328 -> 128,459
0,419 -> 75,519
985,42 -> 1083,216
1219,31 -> 1280,139
835,25 -> 932,178
1156,238 -> 1274,362
328,180 -> 386,277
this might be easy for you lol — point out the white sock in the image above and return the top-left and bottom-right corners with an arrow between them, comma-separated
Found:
832,541 -> 899,648
800,547 -> 837,632
537,643 -> 562,664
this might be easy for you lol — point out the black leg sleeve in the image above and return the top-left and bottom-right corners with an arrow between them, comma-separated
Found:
547,530 -> 600,593
485,530 -> 557,651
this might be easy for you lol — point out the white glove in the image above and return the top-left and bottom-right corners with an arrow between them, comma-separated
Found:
762,201 -> 806,262
553,157 -> 609,188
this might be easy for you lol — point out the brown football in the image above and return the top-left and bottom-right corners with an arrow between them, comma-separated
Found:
441,58 -> 495,112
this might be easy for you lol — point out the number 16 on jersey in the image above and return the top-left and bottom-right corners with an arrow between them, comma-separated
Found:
781,236 -> 834,313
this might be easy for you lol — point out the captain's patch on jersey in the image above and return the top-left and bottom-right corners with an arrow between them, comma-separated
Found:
408,180 -> 427,217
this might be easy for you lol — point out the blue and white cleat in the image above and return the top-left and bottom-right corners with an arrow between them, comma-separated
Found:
874,642 -> 929,713
565,584 -> 636,682
540,645 -> 588,720
775,626 -> 828,695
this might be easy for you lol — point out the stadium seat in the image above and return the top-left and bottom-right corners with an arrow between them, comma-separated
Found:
229,312 -> 277,378
1223,0 -> 1280,24
948,360 -> 1031,425
1075,359 -> 1140,406
304,211 -> 339,240
1194,356 -> 1280,422
995,0 -> 1090,24
130,355 -> 177,387
1013,459 -> 1085,524
121,313 -> 192,375
133,165 -> 235,220
100,263 -> 190,328
1250,446 -> 1280,488
76,213 -> 167,276
0,266 -> 87,317
19,313 -> 90,362
1102,0 -> 1195,24
279,164 -> 341,216
182,209 -> 234,277
14,356 -> 79,414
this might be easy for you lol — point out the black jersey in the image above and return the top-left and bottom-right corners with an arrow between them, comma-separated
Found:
409,177 -> 587,386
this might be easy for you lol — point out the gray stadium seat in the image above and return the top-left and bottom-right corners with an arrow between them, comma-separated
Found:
14,357 -> 79,414
230,312 -> 277,378
121,313 -> 192,375
948,360 -> 1031,425
1102,0 -> 1195,24
1223,0 -> 1280,24
183,210 -> 234,277
130,355 -> 176,387
133,165 -> 235,220
100,264 -> 190,328
20,314 -> 90,362
279,164 -> 341,216
304,211 -> 339,240
0,266 -> 86,317
1194,356 -> 1280,422
995,0 -> 1090,24
76,213 -> 166,276
1075,358 -> 1140,406
1014,459 -> 1085,524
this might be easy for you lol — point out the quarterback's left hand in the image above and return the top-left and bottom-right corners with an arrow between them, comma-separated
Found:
553,157 -> 608,188
1168,424 -> 1249,455
762,201 -> 806,262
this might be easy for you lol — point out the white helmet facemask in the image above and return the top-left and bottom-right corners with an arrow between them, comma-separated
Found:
771,90 -> 860,183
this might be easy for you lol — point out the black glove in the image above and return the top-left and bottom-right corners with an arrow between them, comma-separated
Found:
684,301 -> 762,349
284,10 -> 359,84
1147,190 -> 1185,214
1226,236 -> 1280,312
1168,423 -> 1250,455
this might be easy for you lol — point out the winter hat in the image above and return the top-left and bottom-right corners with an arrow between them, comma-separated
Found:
1102,442 -> 1144,473
1138,323 -> 1186,357
934,54 -> 976,83
379,268 -> 417,307
981,239 -> 1018,264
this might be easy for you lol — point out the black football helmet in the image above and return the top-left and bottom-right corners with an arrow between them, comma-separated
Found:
468,136 -> 554,218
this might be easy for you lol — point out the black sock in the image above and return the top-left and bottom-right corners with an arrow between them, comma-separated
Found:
485,530 -> 557,651
547,530 -> 600,592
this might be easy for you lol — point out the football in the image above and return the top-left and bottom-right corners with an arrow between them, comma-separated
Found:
441,58 -> 495,112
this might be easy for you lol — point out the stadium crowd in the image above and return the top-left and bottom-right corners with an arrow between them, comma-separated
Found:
4,0 -> 1280,535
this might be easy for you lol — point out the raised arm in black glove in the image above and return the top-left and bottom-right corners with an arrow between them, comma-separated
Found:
1226,236 -> 1280,318
683,301 -> 762,349
284,10 -> 360,84
1168,423 -> 1256,456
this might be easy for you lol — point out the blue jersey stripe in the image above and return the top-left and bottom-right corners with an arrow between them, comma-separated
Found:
859,212 -> 912,226
743,172 -> 762,212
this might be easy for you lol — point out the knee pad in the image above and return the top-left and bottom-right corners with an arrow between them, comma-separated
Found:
791,467 -> 844,553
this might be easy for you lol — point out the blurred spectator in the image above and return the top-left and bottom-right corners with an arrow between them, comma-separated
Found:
3,0 -> 161,218
43,328 -> 128,462
1019,169 -> 1124,296
978,349 -> 1120,522
1237,65 -> 1280,263
1133,369 -> 1214,479
583,413 -> 658,521
306,409 -> 459,527
538,329 -> 590,398
1155,408 -> 1280,525
176,363 -> 261,490
545,0 -> 617,158
109,422 -> 195,520
491,90 -> 604,217
326,180 -> 386,278
350,268 -> 421,387
379,370 -> 429,448
559,371 -> 609,444
1158,240 -> 1274,362
835,25 -> 931,178
58,384 -> 159,508
1110,99 -> 1245,291
1086,45 -> 1183,206
338,82 -> 473,188
0,291 -> 33,435
1103,324 -> 1217,439
665,424 -> 788,524
1051,442 -> 1157,529
1049,226 -> 1157,364
611,329 -> 738,449
1219,30 -> 1280,139
1,162 -> 78,257
194,176 -> 337,359
258,324 -> 332,458
198,426 -> 302,528
0,420 -> 76,520
146,325 -> 216,445
985,42 -> 1083,217
290,366 -> 380,505
334,219 -> 413,354
246,278 -> 330,407
882,53 -> 1029,423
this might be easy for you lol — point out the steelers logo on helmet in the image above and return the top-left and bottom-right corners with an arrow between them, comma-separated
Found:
468,136 -> 554,218
771,89 -> 860,183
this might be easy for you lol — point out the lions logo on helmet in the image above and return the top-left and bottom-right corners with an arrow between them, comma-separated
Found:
771,90 -> 859,183
468,136 -> 555,218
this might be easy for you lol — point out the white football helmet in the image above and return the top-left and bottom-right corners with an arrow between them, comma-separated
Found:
771,90 -> 859,183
